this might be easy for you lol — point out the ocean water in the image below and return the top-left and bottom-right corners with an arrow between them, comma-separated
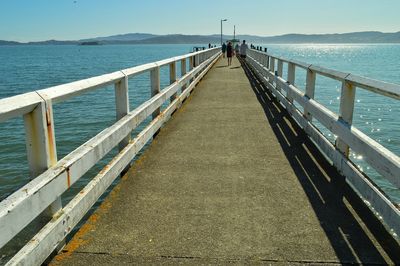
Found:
0,44 -> 399,207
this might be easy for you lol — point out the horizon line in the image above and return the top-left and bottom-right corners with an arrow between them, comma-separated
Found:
2,30 -> 400,43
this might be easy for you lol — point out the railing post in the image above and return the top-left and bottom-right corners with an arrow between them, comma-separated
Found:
262,54 -> 267,67
189,56 -> 194,70
270,57 -> 275,72
23,97 -> 63,247
181,58 -> 187,93
195,54 -> 200,69
287,63 -> 295,84
269,57 -> 275,82
115,76 -> 130,150
277,60 -> 283,77
150,66 -> 160,120
287,63 -> 296,102
304,68 -> 316,121
189,56 -> 194,83
336,81 -> 356,157
276,60 -> 283,92
169,61 -> 177,102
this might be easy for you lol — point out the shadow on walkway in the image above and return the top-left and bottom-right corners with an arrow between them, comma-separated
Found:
239,57 -> 400,264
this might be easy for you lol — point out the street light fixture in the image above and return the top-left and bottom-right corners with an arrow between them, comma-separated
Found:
221,19 -> 227,46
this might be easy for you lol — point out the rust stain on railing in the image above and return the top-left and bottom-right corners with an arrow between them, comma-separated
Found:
45,103 -> 57,166
66,168 -> 71,188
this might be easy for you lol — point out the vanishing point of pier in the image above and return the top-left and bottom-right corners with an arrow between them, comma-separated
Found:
1,48 -> 399,265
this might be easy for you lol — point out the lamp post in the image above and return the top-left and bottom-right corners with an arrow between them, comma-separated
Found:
220,19 -> 227,46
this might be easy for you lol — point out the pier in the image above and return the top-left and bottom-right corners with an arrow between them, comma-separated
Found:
1,48 -> 400,265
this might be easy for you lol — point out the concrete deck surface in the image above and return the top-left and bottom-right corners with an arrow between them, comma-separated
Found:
51,57 -> 399,265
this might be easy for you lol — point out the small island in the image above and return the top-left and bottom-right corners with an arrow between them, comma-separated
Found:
79,41 -> 101,45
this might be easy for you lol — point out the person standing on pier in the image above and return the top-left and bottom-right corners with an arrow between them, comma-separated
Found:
222,42 -> 227,58
227,41 -> 233,66
240,40 -> 248,59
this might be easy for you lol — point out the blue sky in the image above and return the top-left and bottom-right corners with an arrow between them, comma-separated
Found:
1,0 -> 399,42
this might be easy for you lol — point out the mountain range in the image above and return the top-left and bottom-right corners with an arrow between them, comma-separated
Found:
1,31 -> 400,45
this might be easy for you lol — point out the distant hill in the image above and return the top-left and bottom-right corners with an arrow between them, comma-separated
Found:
130,31 -> 400,44
136,34 -> 221,44
81,33 -> 158,42
258,31 -> 400,43
0,40 -> 21,45
26,39 -> 79,45
1,31 -> 400,45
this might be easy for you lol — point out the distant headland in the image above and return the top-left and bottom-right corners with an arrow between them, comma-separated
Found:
79,41 -> 101,46
1,31 -> 400,45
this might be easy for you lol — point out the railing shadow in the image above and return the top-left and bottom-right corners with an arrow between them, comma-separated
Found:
239,57 -> 400,264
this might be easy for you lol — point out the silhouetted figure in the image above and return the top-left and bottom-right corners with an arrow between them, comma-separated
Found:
227,42 -> 233,66
222,42 -> 227,58
240,40 -> 248,59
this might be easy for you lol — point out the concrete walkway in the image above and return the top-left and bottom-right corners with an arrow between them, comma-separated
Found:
52,57 -> 398,265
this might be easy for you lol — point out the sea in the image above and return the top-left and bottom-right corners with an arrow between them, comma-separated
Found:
0,44 -> 399,261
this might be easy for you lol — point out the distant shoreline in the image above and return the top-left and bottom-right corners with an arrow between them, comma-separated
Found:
1,31 -> 399,45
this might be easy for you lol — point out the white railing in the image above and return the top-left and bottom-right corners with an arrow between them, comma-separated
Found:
0,47 -> 221,265
246,48 -> 400,241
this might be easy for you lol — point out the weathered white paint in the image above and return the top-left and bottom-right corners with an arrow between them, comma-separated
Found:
0,48 -> 220,257
287,63 -> 296,85
169,62 -> 177,102
287,62 -> 296,103
181,58 -> 187,94
150,66 -> 161,120
246,49 -> 400,241
346,74 -> 400,100
290,59 -> 310,70
23,101 -> 54,179
277,60 -> 283,77
115,75 -> 130,151
38,72 -> 125,104
0,92 -> 43,123
270,57 -> 275,73
6,51 -> 221,266
23,96 -> 63,238
309,64 -> 348,82
189,56 -> 195,84
304,68 -> 316,121
336,81 -> 356,157
276,60 -> 284,93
